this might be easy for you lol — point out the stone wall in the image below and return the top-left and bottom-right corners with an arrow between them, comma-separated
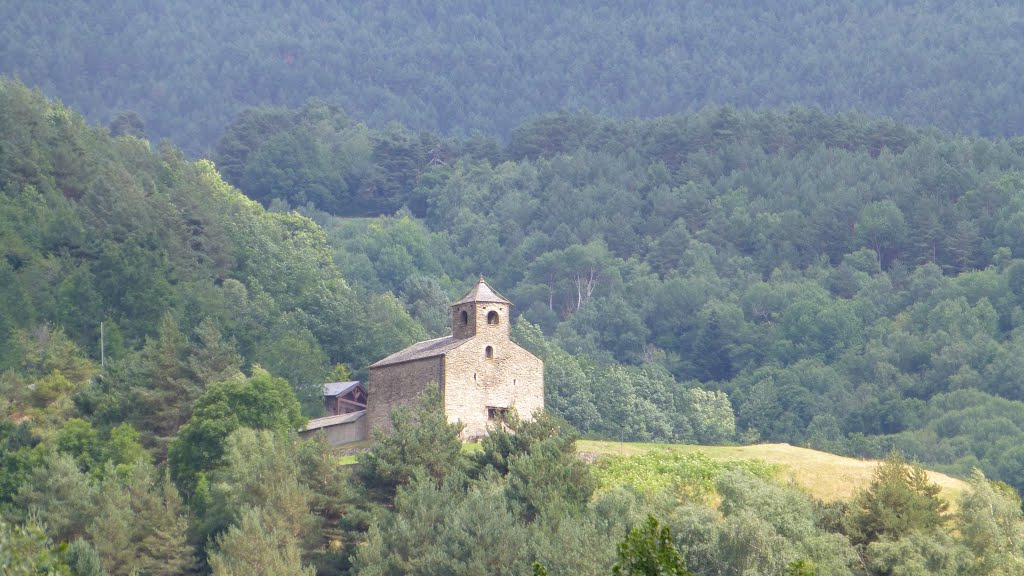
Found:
451,302 -> 477,339
444,338 -> 544,438
366,356 -> 443,435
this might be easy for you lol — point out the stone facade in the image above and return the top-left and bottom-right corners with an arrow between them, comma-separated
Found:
443,334 -> 544,437
367,278 -> 544,439
366,356 -> 443,435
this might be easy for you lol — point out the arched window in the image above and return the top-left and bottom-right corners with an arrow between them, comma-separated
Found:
485,346 -> 494,359
460,310 -> 468,325
487,310 -> 499,325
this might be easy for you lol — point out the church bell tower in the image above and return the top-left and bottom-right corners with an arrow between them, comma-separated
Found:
451,277 -> 511,340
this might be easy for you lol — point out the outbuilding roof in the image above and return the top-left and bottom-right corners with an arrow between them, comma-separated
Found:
368,335 -> 466,368
303,410 -> 366,432
452,277 -> 512,306
323,381 -> 364,397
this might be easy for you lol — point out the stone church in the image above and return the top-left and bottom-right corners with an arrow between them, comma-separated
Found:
366,278 -> 544,438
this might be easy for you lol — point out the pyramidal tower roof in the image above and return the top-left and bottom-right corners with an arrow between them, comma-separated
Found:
453,277 -> 512,306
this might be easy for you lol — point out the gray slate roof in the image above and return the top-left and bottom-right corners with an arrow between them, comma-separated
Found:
369,335 -> 466,368
453,278 -> 511,305
323,381 -> 364,397
303,410 -> 366,431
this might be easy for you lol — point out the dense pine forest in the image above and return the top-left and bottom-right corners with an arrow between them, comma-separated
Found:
7,0 -> 1024,573
4,1 -> 1024,153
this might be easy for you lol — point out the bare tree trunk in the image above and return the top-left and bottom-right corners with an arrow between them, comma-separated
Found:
585,267 -> 598,303
575,274 -> 583,309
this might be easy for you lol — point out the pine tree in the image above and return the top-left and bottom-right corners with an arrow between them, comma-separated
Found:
88,467 -> 134,575
208,508 -> 314,576
357,385 -> 465,503
89,463 -> 193,575
0,518 -> 71,575
188,318 -> 243,386
134,471 -> 194,576
612,515 -> 692,576
130,313 -> 195,455
844,451 -> 949,546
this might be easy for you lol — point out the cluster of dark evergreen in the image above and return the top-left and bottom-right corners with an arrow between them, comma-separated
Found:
3,1 -> 1024,153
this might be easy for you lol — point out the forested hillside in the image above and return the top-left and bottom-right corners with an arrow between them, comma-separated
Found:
4,1 -> 1024,153
0,79 -> 429,571
5,74 -> 1024,573
215,100 -> 1024,495
0,80 -> 425,427
0,81 -> 745,573
8,0 -> 1024,569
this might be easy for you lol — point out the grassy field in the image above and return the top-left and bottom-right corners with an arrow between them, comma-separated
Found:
578,440 -> 967,504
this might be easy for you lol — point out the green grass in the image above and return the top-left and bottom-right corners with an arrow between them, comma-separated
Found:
591,449 -> 779,497
579,440 -> 967,504
331,440 -> 373,465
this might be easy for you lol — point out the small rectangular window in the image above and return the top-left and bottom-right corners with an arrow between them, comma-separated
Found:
487,407 -> 508,421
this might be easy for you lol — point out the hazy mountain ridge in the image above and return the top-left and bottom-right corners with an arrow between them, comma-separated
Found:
3,1 -> 1024,154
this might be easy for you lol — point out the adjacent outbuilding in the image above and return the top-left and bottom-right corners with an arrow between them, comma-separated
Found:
323,380 -> 367,416
299,410 -> 367,446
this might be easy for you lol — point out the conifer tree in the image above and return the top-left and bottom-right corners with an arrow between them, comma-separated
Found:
134,471 -> 194,576
89,463 -> 193,575
844,451 -> 949,546
357,385 -> 465,503
188,318 -> 244,386
208,508 -> 314,576
0,518 -> 71,575
612,515 -> 692,576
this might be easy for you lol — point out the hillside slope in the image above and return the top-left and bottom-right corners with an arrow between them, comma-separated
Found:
0,79 -> 425,426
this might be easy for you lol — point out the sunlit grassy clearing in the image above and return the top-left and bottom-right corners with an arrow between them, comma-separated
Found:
578,440 -> 968,504
591,450 -> 778,497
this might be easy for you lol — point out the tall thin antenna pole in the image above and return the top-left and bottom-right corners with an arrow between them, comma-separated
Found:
100,321 -> 105,369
